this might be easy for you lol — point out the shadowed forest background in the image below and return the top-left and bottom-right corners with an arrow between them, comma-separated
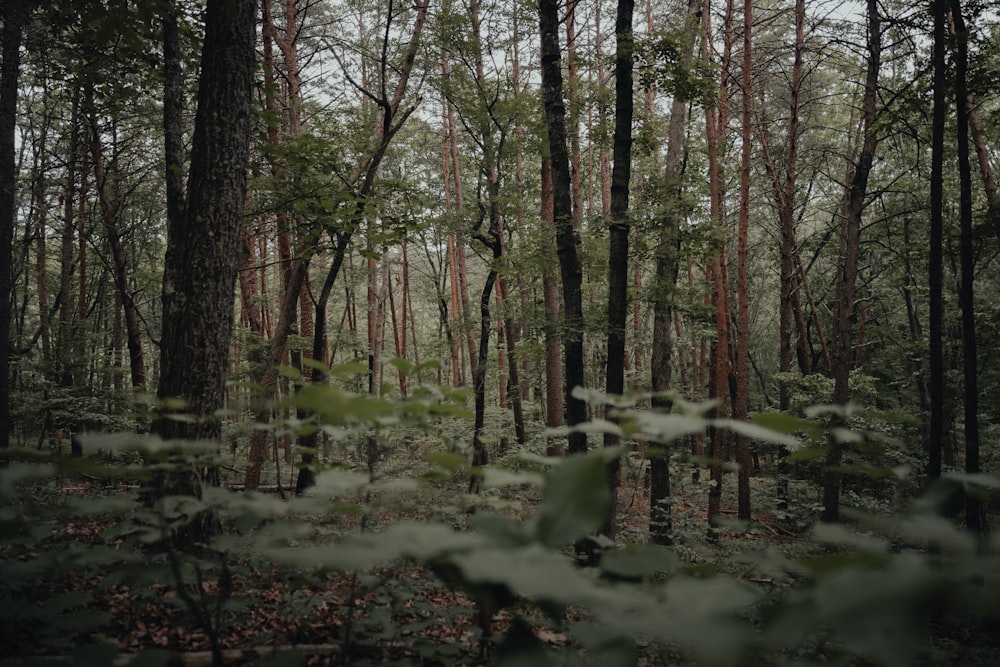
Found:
0,0 -> 999,664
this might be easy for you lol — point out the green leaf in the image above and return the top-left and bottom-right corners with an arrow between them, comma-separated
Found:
424,450 -> 466,473
536,451 -> 611,547
811,523 -> 889,552
300,357 -> 329,374
600,543 -> 678,580
482,467 -> 545,489
786,445 -> 828,462
712,418 -> 801,448
630,411 -> 707,443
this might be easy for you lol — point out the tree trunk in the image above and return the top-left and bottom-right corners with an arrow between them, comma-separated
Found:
153,0 -> 256,537
928,0 -> 946,482
539,0 -> 587,455
950,0 -> 985,536
87,105 -> 146,391
704,0 -> 734,531
0,0 -> 27,451
541,159 -> 564,454
602,0 -> 635,538
823,0 -> 880,523
734,0 -> 753,521
649,0 -> 701,545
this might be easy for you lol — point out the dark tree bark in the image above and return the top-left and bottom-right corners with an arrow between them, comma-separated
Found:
539,0 -> 586,455
950,0 -> 985,535
823,0 -> 880,523
734,0 -> 753,521
603,0 -> 635,537
154,0 -> 256,441
928,0 -> 946,481
87,104 -> 146,391
0,0 -> 28,451
541,159 -> 565,455
162,0 -> 185,233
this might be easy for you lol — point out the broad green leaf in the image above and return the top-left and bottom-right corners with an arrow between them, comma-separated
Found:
811,523 -> 889,552
712,418 -> 800,448
424,450 -> 466,473
387,357 -> 416,375
786,445 -> 828,462
600,543 -> 678,580
300,357 -> 329,374
482,467 -> 545,489
308,468 -> 371,497
630,412 -> 707,443
750,411 -> 823,439
330,360 -> 370,378
537,451 -> 611,547
943,471 -> 1000,489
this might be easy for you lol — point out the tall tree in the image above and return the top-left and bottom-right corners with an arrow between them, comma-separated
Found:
950,0 -> 984,535
928,0 -> 946,481
704,0 -> 735,529
0,0 -> 30,451
603,0 -> 635,537
295,0 -> 430,494
539,0 -> 587,455
823,0 -> 880,523
154,0 -> 256,445
649,0 -> 702,545
733,0 -> 753,521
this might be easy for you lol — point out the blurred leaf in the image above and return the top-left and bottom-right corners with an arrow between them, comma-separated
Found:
712,418 -> 800,448
536,451 -> 612,547
482,467 -> 545,489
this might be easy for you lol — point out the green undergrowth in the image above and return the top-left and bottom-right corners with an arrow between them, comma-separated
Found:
1,379 -> 998,666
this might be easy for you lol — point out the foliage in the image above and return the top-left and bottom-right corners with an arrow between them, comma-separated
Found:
2,384 -> 998,666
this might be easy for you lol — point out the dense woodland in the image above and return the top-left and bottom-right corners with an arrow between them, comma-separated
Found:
1,0 -> 1000,664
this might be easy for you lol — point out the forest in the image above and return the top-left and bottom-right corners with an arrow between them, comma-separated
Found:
1,0 -> 999,664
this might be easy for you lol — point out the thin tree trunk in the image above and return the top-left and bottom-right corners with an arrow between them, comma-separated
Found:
928,0 -> 946,481
704,0 -> 734,530
824,0 -> 880,523
951,0 -> 985,535
540,0 -> 587,455
603,0 -> 635,538
649,0 -> 701,545
87,106 -> 146,391
734,0 -> 753,521
541,159 -> 564,454
0,0 -> 27,451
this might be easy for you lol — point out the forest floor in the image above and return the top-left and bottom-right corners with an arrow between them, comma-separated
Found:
3,461 -> 996,667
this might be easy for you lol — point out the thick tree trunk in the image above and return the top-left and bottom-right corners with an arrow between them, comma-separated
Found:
154,0 -> 256,447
